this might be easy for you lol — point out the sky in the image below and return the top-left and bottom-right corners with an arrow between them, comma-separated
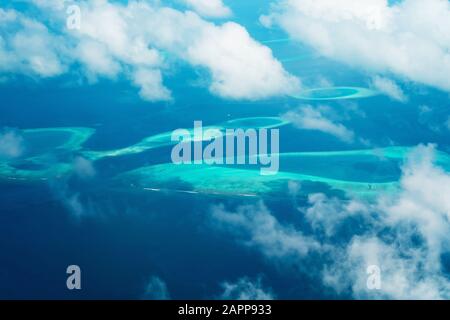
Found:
1,0 -> 450,300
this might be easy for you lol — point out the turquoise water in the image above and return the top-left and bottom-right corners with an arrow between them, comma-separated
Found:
3,124 -> 449,202
117,146 -> 450,200
290,87 -> 378,101
1,0 -> 450,300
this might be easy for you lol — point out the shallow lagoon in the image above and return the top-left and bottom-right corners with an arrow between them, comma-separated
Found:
117,147 -> 450,200
117,152 -> 396,200
0,127 -> 94,181
290,87 -> 378,101
3,120 -> 450,201
1,17 -> 450,300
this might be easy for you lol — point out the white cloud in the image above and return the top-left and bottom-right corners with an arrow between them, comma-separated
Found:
371,76 -> 408,102
67,0 -> 172,100
51,183 -> 85,218
287,180 -> 301,198
73,156 -> 96,179
64,193 -> 84,217
184,21 -> 300,99
49,178 -> 94,219
219,277 -> 275,300
264,0 -> 450,92
325,236 -> 450,299
1,1 -> 299,101
75,39 -> 121,79
0,8 -> 67,77
319,145 -> 450,299
132,68 -> 172,102
183,0 -> 232,18
142,276 -> 171,300
210,145 -> 450,299
381,145 -> 450,256
0,128 -> 24,158
211,201 -> 320,259
305,193 -> 368,237
282,105 -> 355,142
127,4 -> 300,100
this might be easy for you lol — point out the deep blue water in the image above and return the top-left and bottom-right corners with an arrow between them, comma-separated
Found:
1,0 -> 450,300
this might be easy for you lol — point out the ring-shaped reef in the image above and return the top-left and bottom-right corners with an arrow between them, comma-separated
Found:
83,117 -> 290,161
0,117 -> 291,180
0,127 -> 95,181
116,147 -> 450,200
290,87 -> 378,101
